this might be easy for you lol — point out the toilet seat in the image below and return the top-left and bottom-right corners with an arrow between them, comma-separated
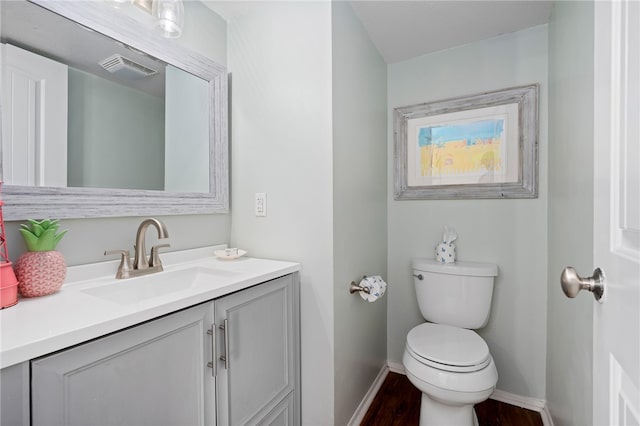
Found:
406,323 -> 490,373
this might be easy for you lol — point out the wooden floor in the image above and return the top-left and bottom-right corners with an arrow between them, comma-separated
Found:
360,372 -> 543,426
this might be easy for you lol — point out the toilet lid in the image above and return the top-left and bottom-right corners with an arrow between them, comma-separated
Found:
406,323 -> 490,372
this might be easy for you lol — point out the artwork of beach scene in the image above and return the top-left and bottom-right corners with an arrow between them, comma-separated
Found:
417,118 -> 505,184
405,103 -> 520,188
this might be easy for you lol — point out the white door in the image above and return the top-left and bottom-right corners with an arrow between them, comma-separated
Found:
1,43 -> 67,186
593,0 -> 640,424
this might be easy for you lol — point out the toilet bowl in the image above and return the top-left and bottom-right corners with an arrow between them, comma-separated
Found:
402,323 -> 498,426
403,258 -> 499,426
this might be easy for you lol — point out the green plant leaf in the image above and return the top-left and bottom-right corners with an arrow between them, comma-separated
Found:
20,218 -> 67,251
52,229 -> 68,250
19,228 -> 41,251
37,228 -> 57,251
30,222 -> 45,237
19,224 -> 34,235
42,220 -> 59,232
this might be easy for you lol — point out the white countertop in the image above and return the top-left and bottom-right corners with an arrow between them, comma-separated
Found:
0,246 -> 300,369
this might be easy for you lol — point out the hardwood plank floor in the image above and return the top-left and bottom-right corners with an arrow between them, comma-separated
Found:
360,372 -> 543,426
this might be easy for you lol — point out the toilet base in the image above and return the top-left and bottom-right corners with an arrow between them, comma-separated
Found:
420,393 -> 478,426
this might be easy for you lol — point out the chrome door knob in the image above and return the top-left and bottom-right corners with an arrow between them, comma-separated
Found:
561,267 -> 606,303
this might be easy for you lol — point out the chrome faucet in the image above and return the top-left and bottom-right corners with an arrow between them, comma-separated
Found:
105,218 -> 170,279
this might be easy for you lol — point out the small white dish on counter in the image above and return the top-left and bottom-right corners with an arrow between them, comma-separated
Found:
214,248 -> 247,260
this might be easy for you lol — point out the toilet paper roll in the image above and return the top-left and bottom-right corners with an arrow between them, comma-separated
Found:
359,276 -> 387,302
435,242 -> 456,263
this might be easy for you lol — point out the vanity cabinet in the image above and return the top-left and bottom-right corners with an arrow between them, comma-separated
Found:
26,273 -> 300,426
214,274 -> 300,425
31,302 -> 216,426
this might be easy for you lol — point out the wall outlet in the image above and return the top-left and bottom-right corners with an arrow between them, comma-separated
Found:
255,192 -> 267,217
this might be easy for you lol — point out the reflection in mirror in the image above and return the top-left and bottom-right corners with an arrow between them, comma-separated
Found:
0,0 -> 229,219
1,0 -> 209,193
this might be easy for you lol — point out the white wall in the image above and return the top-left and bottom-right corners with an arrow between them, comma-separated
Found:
546,2 -> 594,425
226,3 -> 335,424
331,3 -> 387,425
387,26 -> 549,399
5,2 -> 229,267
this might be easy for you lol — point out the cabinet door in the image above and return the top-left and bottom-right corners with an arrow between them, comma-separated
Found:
257,392 -> 295,426
0,362 -> 30,426
215,274 -> 300,426
31,302 -> 216,426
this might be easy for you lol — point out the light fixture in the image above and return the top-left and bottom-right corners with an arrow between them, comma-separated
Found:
108,0 -> 132,8
152,0 -> 184,39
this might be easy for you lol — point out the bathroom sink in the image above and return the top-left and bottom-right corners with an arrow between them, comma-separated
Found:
82,267 -> 239,305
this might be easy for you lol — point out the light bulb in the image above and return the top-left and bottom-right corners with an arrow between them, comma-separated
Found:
152,0 -> 184,38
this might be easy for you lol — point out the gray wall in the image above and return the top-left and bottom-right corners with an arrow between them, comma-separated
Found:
67,68 -> 165,190
4,3 -> 229,267
226,3 -> 335,424
331,3 -> 387,425
546,2 -> 594,424
387,26 -> 549,399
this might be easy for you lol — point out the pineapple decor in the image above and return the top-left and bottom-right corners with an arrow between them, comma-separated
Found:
15,219 -> 68,297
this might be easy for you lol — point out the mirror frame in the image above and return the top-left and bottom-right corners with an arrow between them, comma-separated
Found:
1,0 -> 229,220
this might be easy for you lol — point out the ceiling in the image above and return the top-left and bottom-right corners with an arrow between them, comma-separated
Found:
3,0 -> 554,92
349,1 -> 553,63
207,0 -> 553,64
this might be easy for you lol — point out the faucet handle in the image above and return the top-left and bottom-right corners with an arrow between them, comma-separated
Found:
105,249 -> 133,279
149,244 -> 170,268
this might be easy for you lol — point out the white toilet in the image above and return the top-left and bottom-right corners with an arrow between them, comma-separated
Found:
402,258 -> 498,426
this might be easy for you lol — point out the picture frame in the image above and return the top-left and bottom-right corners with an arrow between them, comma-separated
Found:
393,84 -> 539,200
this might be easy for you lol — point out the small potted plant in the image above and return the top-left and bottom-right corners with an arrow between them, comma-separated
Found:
15,219 -> 68,297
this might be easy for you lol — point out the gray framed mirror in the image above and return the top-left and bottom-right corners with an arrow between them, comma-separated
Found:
0,0 -> 228,220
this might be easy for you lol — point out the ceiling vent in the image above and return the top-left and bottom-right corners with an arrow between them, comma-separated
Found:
99,54 -> 158,79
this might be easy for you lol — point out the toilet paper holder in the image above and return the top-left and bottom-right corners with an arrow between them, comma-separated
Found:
349,276 -> 371,294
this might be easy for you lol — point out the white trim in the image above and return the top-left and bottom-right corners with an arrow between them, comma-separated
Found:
489,388 -> 546,411
387,360 -> 405,374
540,404 -> 554,426
347,365 -> 389,426
364,362 -> 553,426
490,389 -> 554,426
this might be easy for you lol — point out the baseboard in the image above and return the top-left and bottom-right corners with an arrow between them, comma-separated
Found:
347,365 -> 389,426
540,404 -> 554,426
387,360 -> 405,374
490,389 -> 554,426
360,362 -> 554,426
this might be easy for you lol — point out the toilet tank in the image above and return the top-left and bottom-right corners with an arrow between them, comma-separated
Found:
412,258 -> 498,329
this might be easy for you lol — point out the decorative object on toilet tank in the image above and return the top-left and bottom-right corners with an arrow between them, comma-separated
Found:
435,225 -> 457,263
0,181 -> 19,308
15,219 -> 68,297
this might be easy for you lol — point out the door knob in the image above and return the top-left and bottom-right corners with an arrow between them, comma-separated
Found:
561,267 -> 606,303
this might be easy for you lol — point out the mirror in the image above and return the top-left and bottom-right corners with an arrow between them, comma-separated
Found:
0,0 -> 229,219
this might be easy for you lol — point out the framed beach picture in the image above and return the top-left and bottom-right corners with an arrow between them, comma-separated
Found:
393,84 -> 539,200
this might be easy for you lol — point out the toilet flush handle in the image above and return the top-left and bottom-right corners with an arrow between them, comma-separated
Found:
413,274 -> 423,280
